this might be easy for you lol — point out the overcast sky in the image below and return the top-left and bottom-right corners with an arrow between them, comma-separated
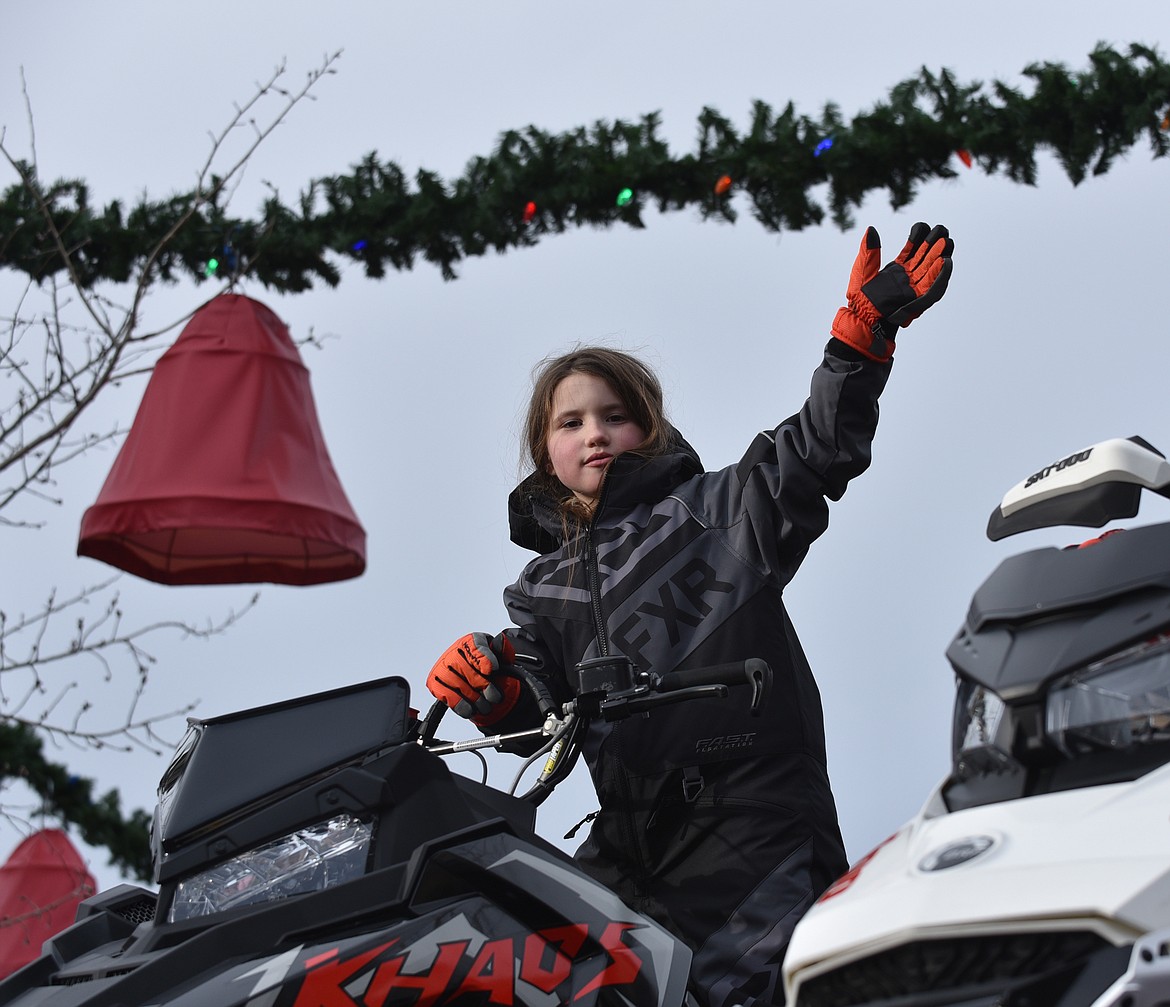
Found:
3,1 -> 1169,895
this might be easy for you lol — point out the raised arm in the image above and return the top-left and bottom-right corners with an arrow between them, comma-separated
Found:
732,222 -> 955,583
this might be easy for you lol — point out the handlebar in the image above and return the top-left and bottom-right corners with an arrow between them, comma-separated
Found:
417,656 -> 773,802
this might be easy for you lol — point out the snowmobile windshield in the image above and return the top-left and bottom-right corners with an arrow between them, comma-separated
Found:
1046,634 -> 1170,757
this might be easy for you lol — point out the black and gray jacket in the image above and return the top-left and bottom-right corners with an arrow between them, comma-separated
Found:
494,340 -> 891,988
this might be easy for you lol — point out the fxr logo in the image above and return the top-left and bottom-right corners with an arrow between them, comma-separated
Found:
613,558 -> 733,669
1024,448 -> 1093,488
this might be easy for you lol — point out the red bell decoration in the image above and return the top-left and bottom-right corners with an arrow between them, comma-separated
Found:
78,294 -> 366,585
0,829 -> 96,978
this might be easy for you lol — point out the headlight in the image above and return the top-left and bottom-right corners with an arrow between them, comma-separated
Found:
953,679 -> 1020,777
1046,635 -> 1170,757
168,814 -> 371,922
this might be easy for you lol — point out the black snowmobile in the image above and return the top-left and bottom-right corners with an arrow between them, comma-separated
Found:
0,644 -> 768,1007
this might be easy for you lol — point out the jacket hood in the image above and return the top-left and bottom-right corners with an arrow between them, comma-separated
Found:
508,429 -> 704,554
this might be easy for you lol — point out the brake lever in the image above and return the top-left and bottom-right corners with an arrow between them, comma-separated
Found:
598,684 -> 729,722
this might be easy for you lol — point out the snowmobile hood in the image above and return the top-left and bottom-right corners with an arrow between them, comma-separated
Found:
947,521 -> 1170,697
784,761 -> 1170,999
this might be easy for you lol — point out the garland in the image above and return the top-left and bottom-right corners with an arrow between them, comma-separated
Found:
0,723 -> 152,881
1,43 -> 1166,293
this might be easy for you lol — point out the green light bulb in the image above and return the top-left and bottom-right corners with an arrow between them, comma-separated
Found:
204,258 -> 219,277
616,188 -> 633,207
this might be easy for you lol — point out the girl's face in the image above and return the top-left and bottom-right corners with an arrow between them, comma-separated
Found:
546,372 -> 647,507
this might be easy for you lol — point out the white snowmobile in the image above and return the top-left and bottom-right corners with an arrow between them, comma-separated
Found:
782,435 -> 1170,1006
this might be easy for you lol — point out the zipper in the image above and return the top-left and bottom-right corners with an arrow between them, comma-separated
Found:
583,474 -> 612,657
584,525 -> 608,657
584,485 -> 647,895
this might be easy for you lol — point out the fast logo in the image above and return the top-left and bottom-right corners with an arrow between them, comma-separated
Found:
695,733 -> 756,754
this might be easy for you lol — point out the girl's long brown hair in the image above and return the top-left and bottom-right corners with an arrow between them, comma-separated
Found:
522,346 -> 672,524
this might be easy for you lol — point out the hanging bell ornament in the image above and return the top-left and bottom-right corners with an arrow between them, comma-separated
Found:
78,294 -> 366,585
0,829 -> 96,979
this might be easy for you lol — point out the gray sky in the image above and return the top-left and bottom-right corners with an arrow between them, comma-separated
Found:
3,1 -> 1169,894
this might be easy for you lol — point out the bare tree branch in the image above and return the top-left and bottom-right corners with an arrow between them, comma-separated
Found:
0,50 -> 343,510
0,55 -> 341,878
0,579 -> 259,755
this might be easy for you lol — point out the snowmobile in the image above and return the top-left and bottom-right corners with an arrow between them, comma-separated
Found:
0,629 -> 769,1007
782,435 -> 1170,1007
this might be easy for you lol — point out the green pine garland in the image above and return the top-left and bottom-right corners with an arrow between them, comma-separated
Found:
1,43 -> 1167,292
0,722 -> 152,882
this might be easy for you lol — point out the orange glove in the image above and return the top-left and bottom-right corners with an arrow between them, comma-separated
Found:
831,222 -> 954,362
426,632 -> 521,728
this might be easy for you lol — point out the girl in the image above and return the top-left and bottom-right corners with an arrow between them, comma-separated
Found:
427,222 -> 954,1007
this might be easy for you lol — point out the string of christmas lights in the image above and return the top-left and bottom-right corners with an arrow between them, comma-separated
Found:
2,43 -> 1167,291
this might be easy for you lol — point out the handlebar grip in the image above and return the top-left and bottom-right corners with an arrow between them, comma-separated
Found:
504,662 -> 559,719
656,659 -> 771,714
